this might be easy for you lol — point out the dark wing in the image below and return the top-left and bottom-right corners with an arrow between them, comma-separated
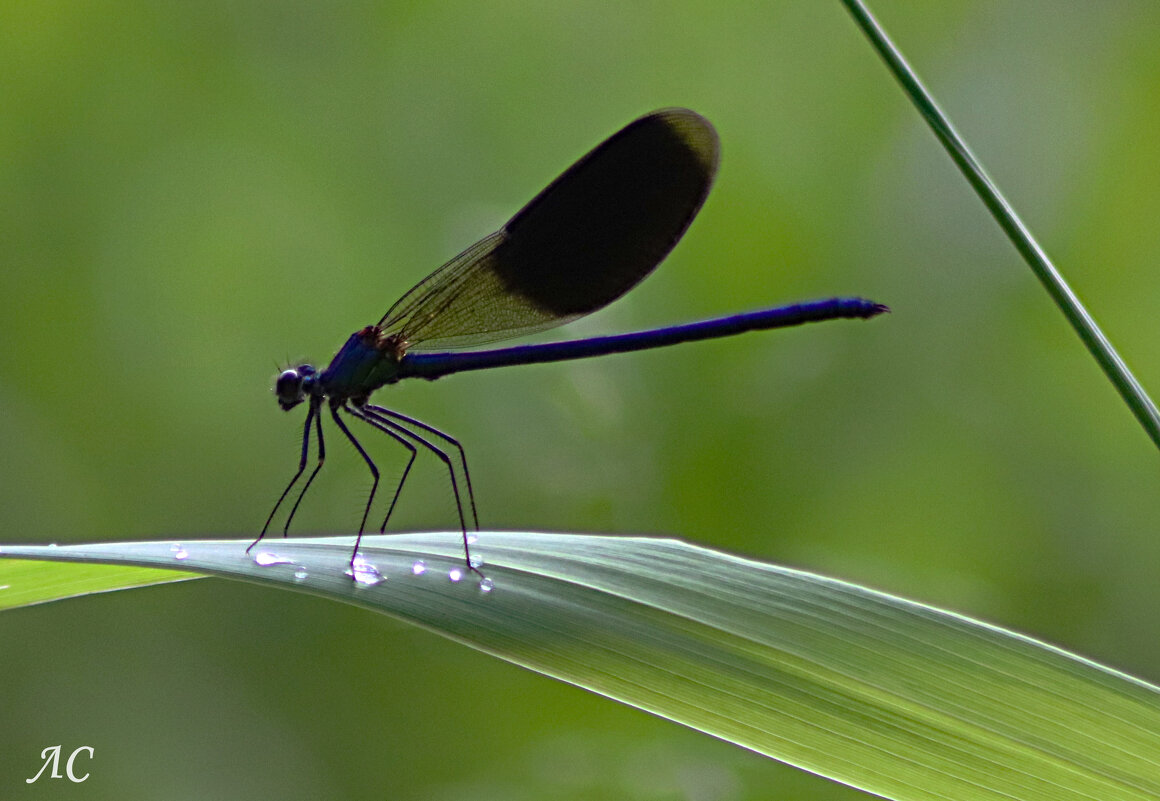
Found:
378,108 -> 720,351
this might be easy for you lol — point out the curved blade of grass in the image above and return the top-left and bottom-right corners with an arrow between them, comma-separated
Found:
0,555 -> 200,609
2,533 -> 1159,800
841,0 -> 1160,450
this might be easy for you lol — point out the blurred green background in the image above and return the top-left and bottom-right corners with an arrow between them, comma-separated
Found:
3,1 -> 1160,798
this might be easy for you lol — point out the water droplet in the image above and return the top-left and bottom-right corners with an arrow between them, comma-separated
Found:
293,567 -> 309,582
448,568 -> 463,583
411,560 -> 427,576
346,555 -> 384,586
466,534 -> 479,545
170,543 -> 189,561
253,551 -> 294,567
478,577 -> 494,594
469,554 -> 484,569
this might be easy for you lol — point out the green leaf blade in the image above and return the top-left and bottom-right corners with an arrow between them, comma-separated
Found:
2,532 -> 1158,801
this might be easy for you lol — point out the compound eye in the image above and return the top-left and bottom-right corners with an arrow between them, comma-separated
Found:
275,368 -> 306,410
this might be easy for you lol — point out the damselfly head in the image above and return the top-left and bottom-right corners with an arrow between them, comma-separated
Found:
274,364 -> 316,410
